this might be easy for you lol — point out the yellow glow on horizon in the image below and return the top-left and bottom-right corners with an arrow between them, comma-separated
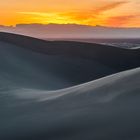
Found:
0,0 -> 140,27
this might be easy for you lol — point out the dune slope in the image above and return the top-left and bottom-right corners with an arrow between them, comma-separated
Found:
0,32 -> 140,71
0,32 -> 140,140
1,67 -> 140,140
0,41 -> 116,90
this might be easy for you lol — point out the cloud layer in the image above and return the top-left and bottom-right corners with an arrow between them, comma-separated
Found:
0,0 -> 140,27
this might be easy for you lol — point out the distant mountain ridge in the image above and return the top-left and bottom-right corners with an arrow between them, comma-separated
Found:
0,24 -> 140,38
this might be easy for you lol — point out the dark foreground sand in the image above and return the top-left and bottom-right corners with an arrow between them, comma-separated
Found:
0,32 -> 140,140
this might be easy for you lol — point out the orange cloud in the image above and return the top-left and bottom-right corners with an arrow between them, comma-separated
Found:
17,1 -> 127,26
94,1 -> 127,15
0,0 -> 139,27
105,15 -> 140,27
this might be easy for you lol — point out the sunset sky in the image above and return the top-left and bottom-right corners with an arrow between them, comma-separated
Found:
0,0 -> 140,27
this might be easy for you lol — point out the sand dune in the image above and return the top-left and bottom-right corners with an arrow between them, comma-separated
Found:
0,32 -> 140,140
1,63 -> 140,140
0,40 -> 116,90
0,32 -> 140,71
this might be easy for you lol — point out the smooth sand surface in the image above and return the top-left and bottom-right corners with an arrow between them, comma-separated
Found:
0,32 -> 140,140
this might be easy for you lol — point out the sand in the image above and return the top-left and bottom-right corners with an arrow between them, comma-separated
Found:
0,32 -> 140,140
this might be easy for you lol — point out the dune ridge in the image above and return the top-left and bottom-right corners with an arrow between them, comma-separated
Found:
0,32 -> 140,140
0,32 -> 140,71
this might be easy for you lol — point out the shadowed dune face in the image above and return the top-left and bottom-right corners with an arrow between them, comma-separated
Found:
0,32 -> 140,90
0,32 -> 140,71
1,67 -> 140,140
0,32 -> 140,140
0,41 -> 116,90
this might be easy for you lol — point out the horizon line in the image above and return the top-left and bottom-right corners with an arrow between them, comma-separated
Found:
0,23 -> 140,29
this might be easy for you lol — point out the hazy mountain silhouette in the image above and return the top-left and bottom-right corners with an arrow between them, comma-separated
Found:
0,24 -> 140,39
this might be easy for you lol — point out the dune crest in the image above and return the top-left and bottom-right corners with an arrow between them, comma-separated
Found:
0,32 -> 140,140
